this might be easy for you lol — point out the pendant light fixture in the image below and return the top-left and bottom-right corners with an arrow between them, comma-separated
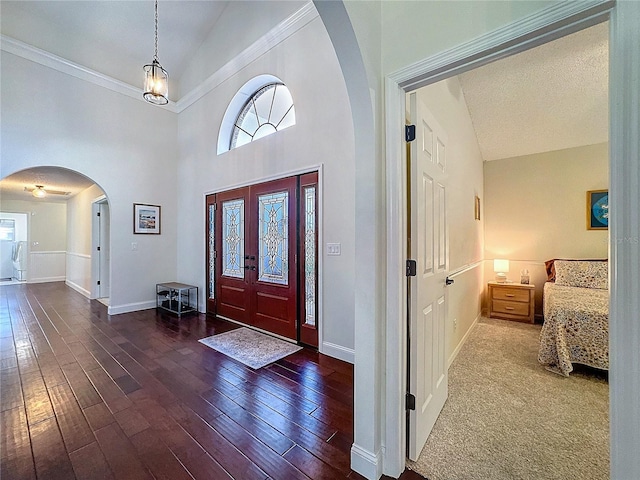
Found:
143,0 -> 168,105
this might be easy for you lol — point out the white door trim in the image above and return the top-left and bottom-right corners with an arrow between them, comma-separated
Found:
91,196 -> 109,300
383,1 -> 617,477
608,2 -> 640,478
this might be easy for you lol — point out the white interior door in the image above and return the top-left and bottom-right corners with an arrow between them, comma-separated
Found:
408,92 -> 449,461
98,201 -> 110,298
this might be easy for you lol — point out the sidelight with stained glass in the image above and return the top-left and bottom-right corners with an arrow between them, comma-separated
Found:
208,204 -> 215,297
304,186 -> 317,326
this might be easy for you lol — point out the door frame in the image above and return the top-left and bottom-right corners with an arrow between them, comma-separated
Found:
383,2 -> 618,476
90,195 -> 110,300
204,165 -> 324,349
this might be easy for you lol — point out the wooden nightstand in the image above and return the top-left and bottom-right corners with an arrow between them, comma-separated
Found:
488,281 -> 535,323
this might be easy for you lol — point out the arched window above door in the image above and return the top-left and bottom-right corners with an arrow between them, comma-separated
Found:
217,75 -> 296,154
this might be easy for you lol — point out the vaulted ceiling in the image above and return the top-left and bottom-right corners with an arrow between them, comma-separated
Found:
0,2 -> 609,199
458,21 -> 609,161
0,1 -> 306,99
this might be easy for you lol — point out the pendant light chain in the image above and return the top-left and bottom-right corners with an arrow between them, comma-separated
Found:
154,0 -> 159,61
143,0 -> 168,105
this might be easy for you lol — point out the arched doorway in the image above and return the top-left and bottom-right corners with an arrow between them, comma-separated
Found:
0,166 -> 110,302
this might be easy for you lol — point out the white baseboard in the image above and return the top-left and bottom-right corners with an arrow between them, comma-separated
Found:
350,444 -> 382,480
65,280 -> 90,298
448,313 -> 481,368
28,276 -> 66,284
108,300 -> 156,316
321,341 -> 355,364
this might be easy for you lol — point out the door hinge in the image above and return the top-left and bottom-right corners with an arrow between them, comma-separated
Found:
406,259 -> 417,277
405,125 -> 416,142
406,393 -> 416,411
97,281 -> 101,286
97,246 -> 101,251
97,211 -> 101,217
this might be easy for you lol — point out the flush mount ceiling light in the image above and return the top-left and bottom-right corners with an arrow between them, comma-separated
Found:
143,0 -> 168,105
32,185 -> 47,198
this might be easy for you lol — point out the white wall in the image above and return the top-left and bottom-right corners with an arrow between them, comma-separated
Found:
415,77 -> 485,362
484,142 -> 609,315
178,1 -> 306,97
177,17 -> 356,362
66,184 -> 106,297
380,1 -> 556,75
0,198 -> 67,283
1,52 -> 179,314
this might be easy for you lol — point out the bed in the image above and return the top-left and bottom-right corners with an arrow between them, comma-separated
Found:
537,259 -> 609,376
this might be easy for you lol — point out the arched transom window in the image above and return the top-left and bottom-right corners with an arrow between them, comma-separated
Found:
230,83 -> 296,150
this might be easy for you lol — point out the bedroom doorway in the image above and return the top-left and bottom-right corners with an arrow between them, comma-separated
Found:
206,172 -> 319,347
399,15 -> 610,479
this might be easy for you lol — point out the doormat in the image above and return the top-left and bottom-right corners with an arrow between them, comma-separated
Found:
198,327 -> 302,369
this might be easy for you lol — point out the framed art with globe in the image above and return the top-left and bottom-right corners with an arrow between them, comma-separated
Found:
587,190 -> 608,230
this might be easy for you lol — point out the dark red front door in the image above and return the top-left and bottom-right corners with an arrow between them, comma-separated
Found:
212,177 -> 298,340
247,176 -> 298,338
207,174 -> 318,346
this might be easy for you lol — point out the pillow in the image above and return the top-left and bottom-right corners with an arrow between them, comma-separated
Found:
545,258 -> 607,282
554,260 -> 608,289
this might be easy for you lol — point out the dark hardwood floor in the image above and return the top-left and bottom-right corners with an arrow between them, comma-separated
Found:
0,282 -> 425,480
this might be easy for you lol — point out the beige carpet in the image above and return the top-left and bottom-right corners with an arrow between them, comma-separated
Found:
408,317 -> 609,480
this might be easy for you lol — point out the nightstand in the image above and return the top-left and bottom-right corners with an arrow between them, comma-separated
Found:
488,281 -> 535,323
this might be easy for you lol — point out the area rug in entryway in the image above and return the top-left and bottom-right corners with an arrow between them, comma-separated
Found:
198,327 -> 302,369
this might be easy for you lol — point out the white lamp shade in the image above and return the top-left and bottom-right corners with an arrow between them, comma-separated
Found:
493,259 -> 510,273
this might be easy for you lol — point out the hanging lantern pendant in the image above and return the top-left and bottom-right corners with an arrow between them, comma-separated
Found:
143,0 -> 168,105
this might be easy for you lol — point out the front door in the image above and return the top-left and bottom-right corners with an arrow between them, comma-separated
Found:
408,92 -> 449,460
207,174 -> 318,345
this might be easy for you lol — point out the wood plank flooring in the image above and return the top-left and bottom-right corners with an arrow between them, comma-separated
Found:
0,282 -> 425,480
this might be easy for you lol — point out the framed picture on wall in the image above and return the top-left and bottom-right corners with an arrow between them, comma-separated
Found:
134,204 -> 161,234
587,190 -> 608,230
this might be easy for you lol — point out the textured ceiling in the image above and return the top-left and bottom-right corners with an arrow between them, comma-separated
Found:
458,21 -> 609,162
0,167 -> 96,203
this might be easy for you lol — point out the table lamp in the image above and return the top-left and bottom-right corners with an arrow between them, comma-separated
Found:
494,259 -> 510,283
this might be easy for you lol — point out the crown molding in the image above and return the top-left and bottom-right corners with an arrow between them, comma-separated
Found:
0,34 -> 179,113
0,2 -> 318,114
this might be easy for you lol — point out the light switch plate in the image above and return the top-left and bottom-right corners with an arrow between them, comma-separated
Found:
327,243 -> 341,256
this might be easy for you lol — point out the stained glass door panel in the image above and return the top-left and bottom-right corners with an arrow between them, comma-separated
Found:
214,187 -> 251,323
249,177 -> 298,339
258,191 -> 288,285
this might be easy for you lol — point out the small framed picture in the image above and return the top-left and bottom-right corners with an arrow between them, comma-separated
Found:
474,195 -> 481,220
586,190 -> 608,230
134,204 -> 161,234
